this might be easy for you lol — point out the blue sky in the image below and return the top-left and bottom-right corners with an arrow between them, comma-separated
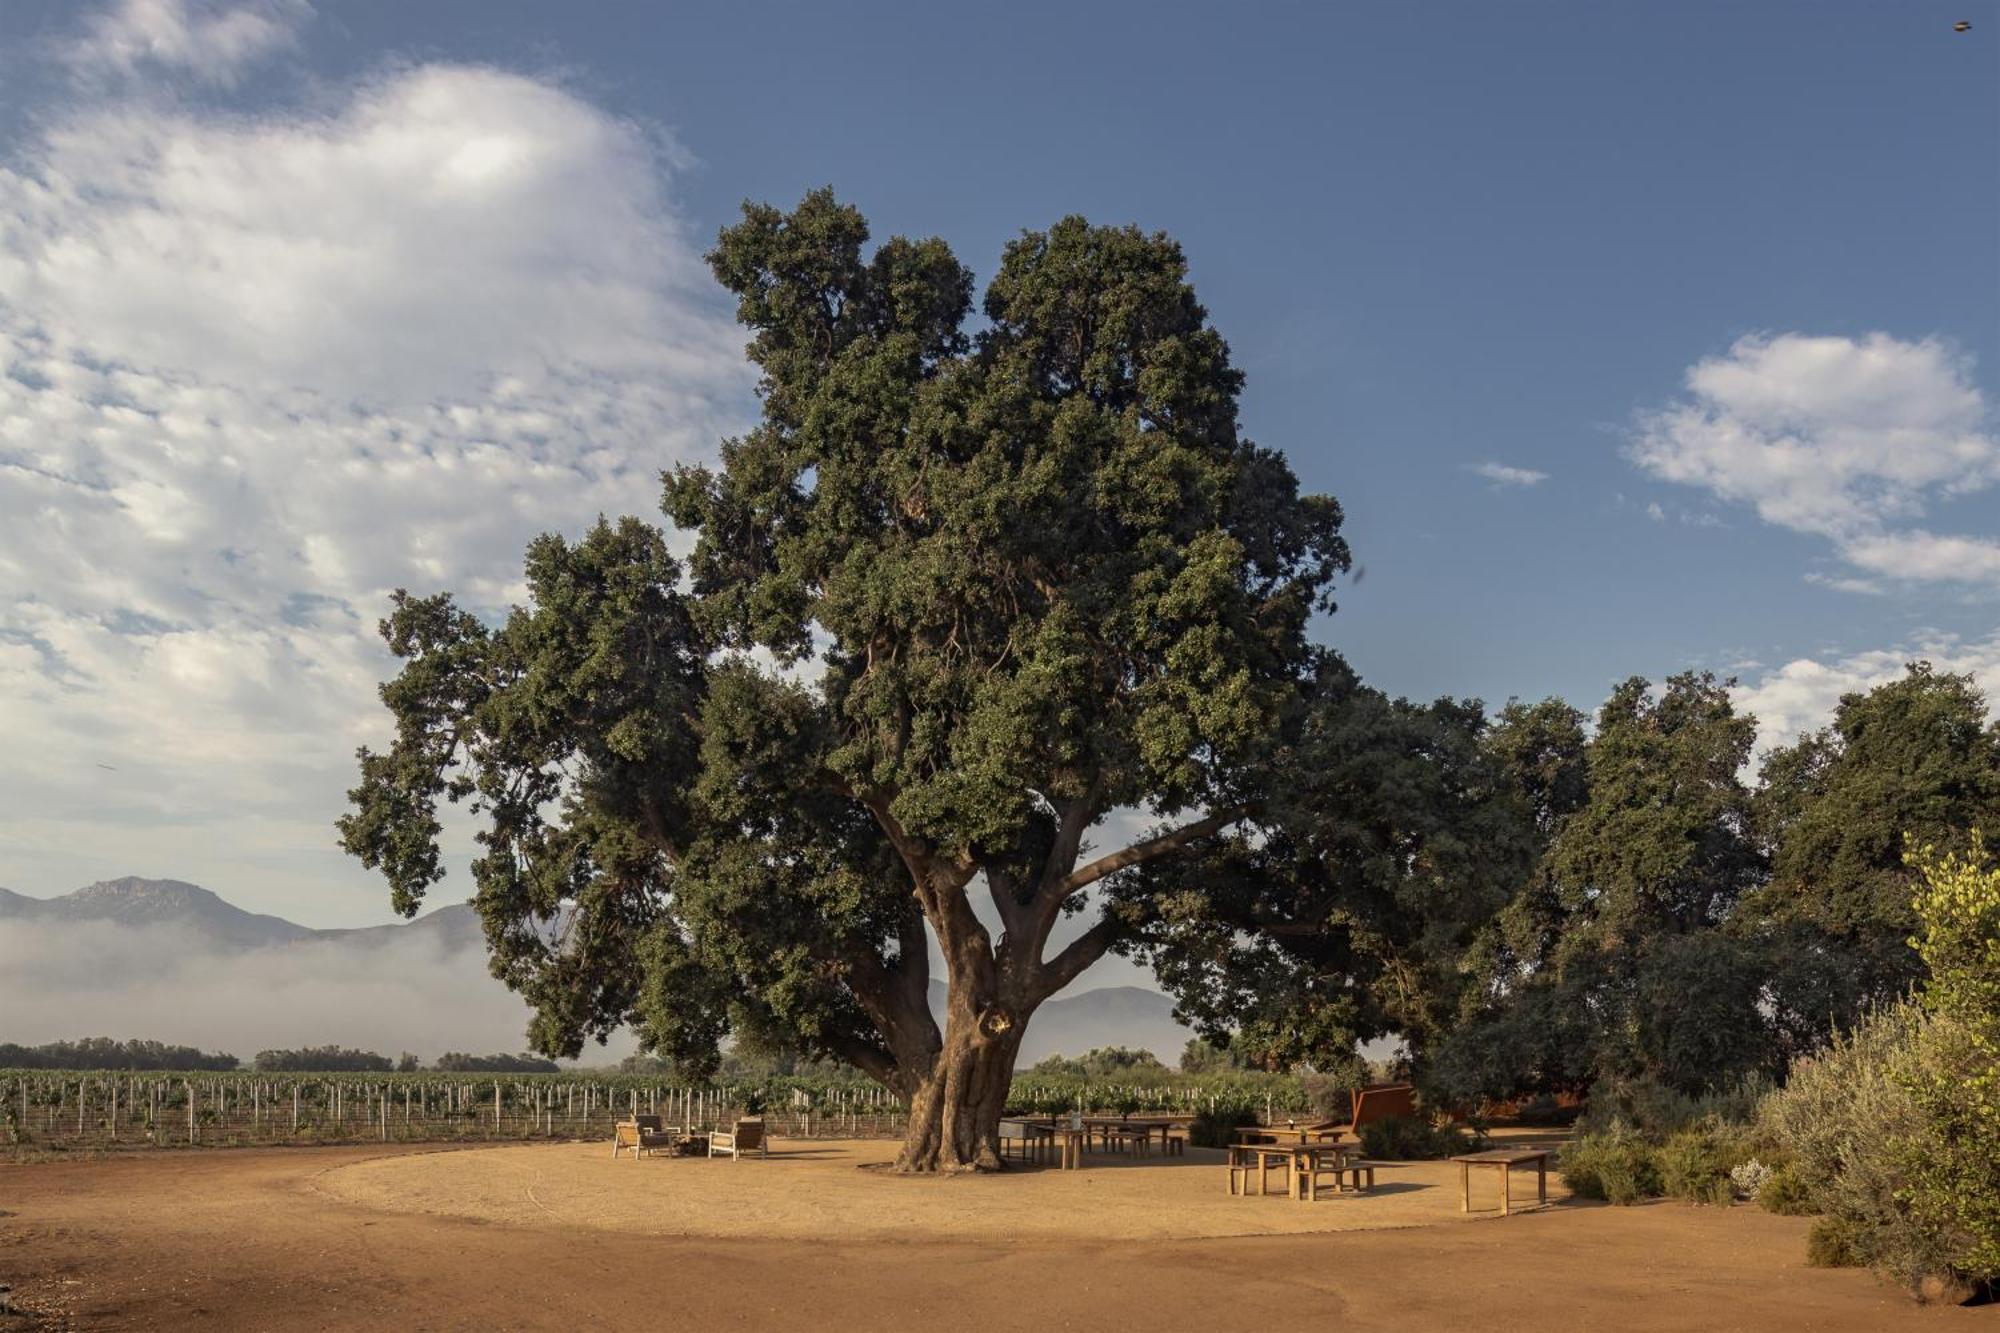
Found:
0,0 -> 1996,927
312,0 -> 2000,705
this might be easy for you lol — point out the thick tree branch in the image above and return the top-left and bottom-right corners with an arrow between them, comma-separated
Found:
1037,780 -> 1105,896
1050,803 -> 1251,898
986,863 -> 1030,941
822,1031 -> 900,1090
1033,914 -> 1126,1001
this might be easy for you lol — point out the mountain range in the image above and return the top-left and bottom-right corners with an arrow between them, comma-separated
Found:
0,876 -> 485,950
0,877 -> 1191,1065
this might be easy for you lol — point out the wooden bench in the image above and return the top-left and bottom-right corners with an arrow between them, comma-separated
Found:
1103,1124 -> 1153,1156
1292,1148 -> 1383,1200
1228,1143 -> 1343,1198
1452,1148 -> 1550,1215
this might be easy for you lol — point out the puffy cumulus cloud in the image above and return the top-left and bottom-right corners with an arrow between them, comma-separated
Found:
63,0 -> 310,87
1629,333 -> 2000,586
1,65 -> 737,404
0,13 -> 752,921
1734,631 -> 2000,758
1469,461 -> 1548,487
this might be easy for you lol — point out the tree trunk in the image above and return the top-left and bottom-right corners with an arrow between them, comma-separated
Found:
893,1008 -> 1024,1173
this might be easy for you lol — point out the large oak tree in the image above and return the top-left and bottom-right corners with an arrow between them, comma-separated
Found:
339,190 -> 1348,1171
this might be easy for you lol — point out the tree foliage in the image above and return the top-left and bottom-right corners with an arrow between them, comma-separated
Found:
0,1037 -> 238,1072
252,1046 -> 393,1073
341,188 -> 1348,1170
1133,655 -> 1536,1070
1747,664 -> 2000,1011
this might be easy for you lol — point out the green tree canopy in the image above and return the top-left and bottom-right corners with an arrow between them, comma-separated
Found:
1130,656 -> 1538,1072
1746,663 -> 2000,1009
340,189 -> 1348,1171
1435,672 -> 1769,1101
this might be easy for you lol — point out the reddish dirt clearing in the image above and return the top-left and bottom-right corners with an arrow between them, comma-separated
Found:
0,1145 -> 1984,1331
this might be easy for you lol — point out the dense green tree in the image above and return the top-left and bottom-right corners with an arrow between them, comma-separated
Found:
432,1052 -> 562,1073
340,190 -> 1348,1171
1178,1037 -> 1248,1074
1745,664 -> 2000,1011
0,1037 -> 238,1072
252,1046 -> 392,1073
1545,672 -> 1762,956
1026,1046 -> 1167,1079
1132,656 -> 1537,1072
1435,673 -> 1767,1100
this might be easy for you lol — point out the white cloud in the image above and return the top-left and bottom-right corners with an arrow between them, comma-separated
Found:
1630,333 -> 2000,586
1469,461 -> 1548,487
65,0 -> 310,87
1734,631 -> 2000,757
0,15 -> 752,921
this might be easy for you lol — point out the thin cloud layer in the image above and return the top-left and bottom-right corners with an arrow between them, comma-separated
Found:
0,9 -> 751,919
64,0 -> 309,87
1470,461 -> 1549,487
1630,332 -> 2000,587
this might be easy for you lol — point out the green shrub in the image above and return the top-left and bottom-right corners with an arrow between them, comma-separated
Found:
1657,1120 -> 1756,1205
1357,1113 -> 1477,1160
1756,1159 -> 1815,1216
1187,1106 -> 1259,1149
1579,1073 -> 1772,1139
1560,1123 -> 1662,1205
1760,1003 -> 1960,1286
1898,838 -> 2000,1290
1807,1216 -> 1865,1268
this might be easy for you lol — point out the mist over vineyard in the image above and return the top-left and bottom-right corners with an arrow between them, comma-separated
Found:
0,879 -> 1193,1065
0,918 -> 553,1063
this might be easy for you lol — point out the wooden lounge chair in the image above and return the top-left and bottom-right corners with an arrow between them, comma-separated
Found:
1322,1083 -> 1416,1140
612,1114 -> 681,1160
708,1116 -> 768,1159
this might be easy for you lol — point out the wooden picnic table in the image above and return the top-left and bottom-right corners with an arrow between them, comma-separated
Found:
1452,1148 -> 1550,1216
1009,1117 -> 1183,1166
1227,1141 -> 1358,1199
1082,1117 -> 1180,1155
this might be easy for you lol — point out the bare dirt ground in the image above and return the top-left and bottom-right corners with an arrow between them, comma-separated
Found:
320,1135 -> 1572,1240
0,1142 -> 1985,1331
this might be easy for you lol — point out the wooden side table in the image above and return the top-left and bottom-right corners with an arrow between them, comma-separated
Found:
1452,1149 -> 1550,1216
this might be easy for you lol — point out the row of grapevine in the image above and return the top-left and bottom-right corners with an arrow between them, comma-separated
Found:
1,1072 -> 911,1152
3,1067 -> 1354,1154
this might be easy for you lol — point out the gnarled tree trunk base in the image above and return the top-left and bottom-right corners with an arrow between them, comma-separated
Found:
891,1024 -> 1020,1173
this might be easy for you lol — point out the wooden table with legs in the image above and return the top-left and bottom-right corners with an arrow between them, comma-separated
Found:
1228,1142 -> 1359,1199
1451,1149 -> 1550,1216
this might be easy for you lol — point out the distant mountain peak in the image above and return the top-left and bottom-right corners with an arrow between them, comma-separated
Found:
68,876 -> 222,905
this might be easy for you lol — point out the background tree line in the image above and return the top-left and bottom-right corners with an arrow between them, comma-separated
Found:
0,1037 -> 238,1071
1149,660 -> 1999,1110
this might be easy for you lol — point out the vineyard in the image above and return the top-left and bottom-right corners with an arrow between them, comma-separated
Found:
2,1068 -> 1346,1154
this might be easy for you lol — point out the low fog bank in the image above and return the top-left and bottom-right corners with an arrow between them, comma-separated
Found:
0,918 -> 1197,1071
0,920 -> 638,1065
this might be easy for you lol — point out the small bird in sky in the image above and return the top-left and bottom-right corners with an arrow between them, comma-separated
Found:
1955,21 -> 1972,33
95,763 -> 117,771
